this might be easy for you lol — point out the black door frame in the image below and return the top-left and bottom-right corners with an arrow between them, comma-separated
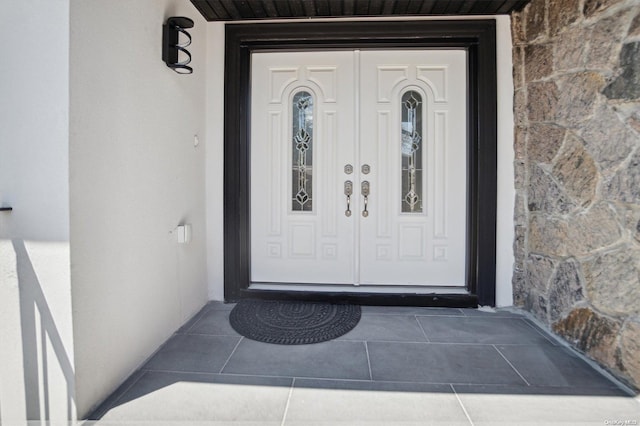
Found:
224,20 -> 497,307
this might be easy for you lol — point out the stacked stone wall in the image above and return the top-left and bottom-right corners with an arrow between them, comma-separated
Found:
512,0 -> 640,389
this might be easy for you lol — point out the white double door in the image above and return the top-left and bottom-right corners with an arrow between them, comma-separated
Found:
251,49 -> 467,288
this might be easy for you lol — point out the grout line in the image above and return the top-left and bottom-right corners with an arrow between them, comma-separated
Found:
461,313 -> 524,318
362,312 -> 465,317
186,332 -> 241,337
492,345 -> 531,386
413,313 -> 467,318
142,367 -> 602,390
218,337 -> 244,374
136,369 -> 625,392
182,307 -> 212,334
289,375 -> 507,387
521,318 -> 559,346
343,338 -> 436,344
414,315 -> 431,342
291,376 -> 401,384
280,377 -> 295,426
364,341 -> 373,380
144,366 -> 444,386
344,339 -> 549,346
144,368 -> 294,380
450,384 -> 475,426
206,301 -> 236,309
284,377 -> 521,387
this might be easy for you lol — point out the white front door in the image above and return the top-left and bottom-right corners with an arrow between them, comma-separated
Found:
251,50 -> 467,289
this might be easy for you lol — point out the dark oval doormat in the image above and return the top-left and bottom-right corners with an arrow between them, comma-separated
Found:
229,299 -> 361,345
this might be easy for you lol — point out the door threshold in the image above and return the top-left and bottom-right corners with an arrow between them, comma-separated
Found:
240,284 -> 478,308
250,282 -> 468,294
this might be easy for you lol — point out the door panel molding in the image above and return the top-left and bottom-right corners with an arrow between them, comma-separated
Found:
224,20 -> 497,306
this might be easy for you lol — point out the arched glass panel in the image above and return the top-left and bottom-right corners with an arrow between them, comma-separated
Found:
292,91 -> 314,211
401,90 -> 424,213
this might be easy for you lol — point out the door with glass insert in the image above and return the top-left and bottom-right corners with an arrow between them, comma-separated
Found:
359,50 -> 467,287
250,49 -> 467,287
250,51 -> 356,283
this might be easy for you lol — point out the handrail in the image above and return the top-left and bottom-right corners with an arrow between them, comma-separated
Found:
0,207 -> 13,211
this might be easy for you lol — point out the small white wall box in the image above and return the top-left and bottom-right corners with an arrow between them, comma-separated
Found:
176,224 -> 192,244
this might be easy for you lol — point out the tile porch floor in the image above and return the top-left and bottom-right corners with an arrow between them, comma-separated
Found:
88,302 -> 640,425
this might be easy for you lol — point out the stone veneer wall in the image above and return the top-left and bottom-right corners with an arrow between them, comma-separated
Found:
511,0 -> 640,389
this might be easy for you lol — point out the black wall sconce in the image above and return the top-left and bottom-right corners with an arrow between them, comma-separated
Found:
162,16 -> 194,74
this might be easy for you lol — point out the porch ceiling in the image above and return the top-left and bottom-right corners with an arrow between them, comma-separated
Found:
190,0 -> 530,21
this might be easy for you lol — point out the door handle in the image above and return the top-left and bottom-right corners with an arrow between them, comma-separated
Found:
361,181 -> 370,217
344,180 -> 353,217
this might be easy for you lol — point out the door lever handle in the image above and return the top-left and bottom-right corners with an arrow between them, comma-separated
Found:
361,181 -> 370,217
344,180 -> 353,217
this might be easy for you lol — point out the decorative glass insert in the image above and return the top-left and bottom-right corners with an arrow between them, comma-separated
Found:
401,91 -> 424,213
292,91 -> 314,211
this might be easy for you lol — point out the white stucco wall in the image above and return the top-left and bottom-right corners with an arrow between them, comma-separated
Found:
69,0 -> 208,417
205,16 -> 516,307
0,0 -> 75,423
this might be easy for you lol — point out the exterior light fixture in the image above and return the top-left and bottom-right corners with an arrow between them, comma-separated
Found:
162,16 -> 194,74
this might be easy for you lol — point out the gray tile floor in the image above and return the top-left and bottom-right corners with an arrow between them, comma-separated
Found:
87,302 -> 640,425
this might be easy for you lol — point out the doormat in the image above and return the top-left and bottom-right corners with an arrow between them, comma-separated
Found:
229,299 -> 361,345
